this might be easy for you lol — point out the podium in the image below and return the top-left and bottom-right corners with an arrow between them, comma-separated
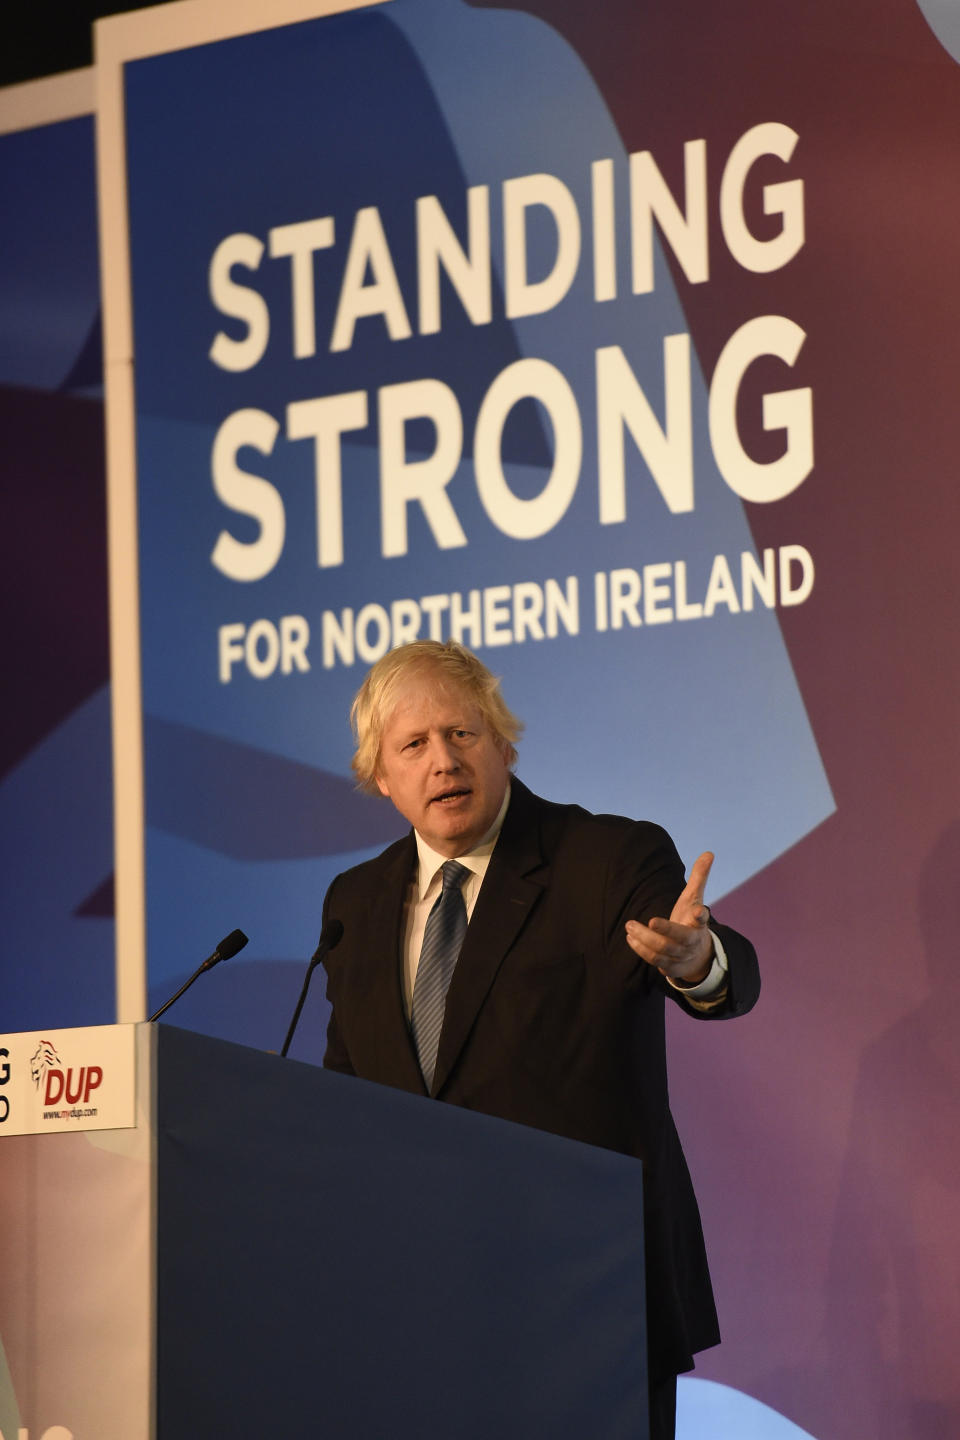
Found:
0,1024 -> 648,1439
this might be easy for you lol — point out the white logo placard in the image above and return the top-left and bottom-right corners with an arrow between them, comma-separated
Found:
0,1024 -> 137,1135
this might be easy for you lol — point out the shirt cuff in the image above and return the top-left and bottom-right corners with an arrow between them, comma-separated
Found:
666,928 -> 729,1007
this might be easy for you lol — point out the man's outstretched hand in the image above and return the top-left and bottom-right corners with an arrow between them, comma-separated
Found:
625,851 -> 715,985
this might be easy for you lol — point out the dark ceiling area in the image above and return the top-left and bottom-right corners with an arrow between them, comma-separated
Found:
1,2 -> 177,89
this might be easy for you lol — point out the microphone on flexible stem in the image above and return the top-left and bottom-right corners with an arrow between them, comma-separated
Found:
280,918 -> 344,1058
149,928 -> 249,1022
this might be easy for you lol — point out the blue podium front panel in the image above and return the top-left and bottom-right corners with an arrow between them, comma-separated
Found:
156,1025 -> 647,1439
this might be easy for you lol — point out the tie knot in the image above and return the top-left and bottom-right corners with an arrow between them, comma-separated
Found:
441,860 -> 469,892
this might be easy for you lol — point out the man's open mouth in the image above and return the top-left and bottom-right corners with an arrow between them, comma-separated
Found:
431,788 -> 471,805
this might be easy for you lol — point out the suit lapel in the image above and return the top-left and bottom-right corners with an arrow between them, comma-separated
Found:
431,780 -> 548,1097
349,834 -> 426,1094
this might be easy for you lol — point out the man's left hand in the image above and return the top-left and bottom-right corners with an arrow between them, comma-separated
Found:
625,851 -> 715,985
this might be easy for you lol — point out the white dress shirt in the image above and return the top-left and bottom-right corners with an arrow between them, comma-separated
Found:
401,787 -> 511,1014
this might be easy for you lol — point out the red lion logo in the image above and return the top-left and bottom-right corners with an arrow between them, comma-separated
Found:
30,1039 -> 61,1090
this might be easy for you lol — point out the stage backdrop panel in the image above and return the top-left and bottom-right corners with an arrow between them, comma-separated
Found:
98,2 -> 960,1439
116,0 -> 829,1038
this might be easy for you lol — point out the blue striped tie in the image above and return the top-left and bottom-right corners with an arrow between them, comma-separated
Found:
411,860 -> 469,1088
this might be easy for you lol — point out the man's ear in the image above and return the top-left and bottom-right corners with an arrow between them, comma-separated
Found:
375,773 -> 391,799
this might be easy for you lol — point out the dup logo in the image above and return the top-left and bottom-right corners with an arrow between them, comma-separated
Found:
31,1039 -> 103,1107
0,1045 -> 9,1122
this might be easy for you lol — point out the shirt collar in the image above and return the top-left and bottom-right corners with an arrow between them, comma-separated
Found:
414,780 -> 512,899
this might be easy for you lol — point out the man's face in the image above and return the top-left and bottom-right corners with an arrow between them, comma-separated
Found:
375,677 -> 510,857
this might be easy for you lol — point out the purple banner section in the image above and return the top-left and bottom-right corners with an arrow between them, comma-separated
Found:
0,111 -> 114,1031
503,2 -> 959,1437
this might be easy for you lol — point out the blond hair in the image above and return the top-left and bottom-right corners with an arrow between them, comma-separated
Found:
351,641 -> 523,794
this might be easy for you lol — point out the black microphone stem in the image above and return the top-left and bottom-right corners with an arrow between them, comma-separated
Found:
150,971 -> 203,1023
281,919 -> 344,1057
149,928 -> 249,1023
280,968 -> 317,1059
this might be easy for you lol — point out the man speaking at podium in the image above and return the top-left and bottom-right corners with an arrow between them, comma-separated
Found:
320,639 -> 760,1440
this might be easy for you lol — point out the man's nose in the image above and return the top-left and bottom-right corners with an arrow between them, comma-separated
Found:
430,736 -> 460,770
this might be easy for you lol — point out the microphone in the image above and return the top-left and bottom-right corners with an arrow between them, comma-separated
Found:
149,928 -> 249,1022
280,918 -> 344,1058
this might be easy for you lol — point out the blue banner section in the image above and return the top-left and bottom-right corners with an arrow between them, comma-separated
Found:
124,0 -> 832,1014
0,116 -> 99,392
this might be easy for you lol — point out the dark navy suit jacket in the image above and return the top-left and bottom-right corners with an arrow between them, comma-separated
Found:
321,776 -> 760,1382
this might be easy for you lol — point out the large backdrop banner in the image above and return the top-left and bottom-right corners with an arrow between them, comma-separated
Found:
97,1 -> 960,1437
117,0 -> 833,1012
